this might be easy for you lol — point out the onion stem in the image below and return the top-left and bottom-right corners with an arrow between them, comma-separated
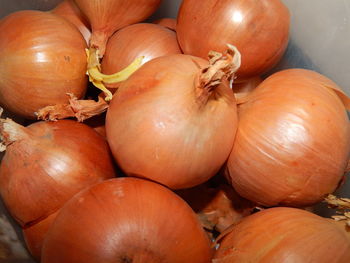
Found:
86,48 -> 144,101
0,109 -> 30,150
325,194 -> 350,226
198,44 -> 241,93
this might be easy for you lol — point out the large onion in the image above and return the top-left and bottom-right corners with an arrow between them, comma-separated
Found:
176,0 -> 290,80
227,69 -> 350,207
213,207 -> 350,262
51,0 -> 91,44
0,10 -> 87,119
106,46 -> 241,189
101,23 -> 182,86
41,177 -> 213,263
74,0 -> 162,56
0,118 -> 116,227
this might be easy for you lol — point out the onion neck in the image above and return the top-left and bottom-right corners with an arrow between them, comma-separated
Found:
86,47 -> 144,101
196,45 -> 241,105
0,109 -> 31,151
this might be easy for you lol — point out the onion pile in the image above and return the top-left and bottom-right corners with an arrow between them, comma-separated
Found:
213,207 -> 350,262
177,0 -> 290,80
41,177 -> 213,263
1,0 -> 350,262
0,116 -> 116,260
106,46 -> 241,189
36,22 -> 182,122
226,69 -> 350,207
51,0 -> 91,44
0,10 -> 87,119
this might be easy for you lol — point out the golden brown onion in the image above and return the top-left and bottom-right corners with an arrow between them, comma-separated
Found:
0,119 -> 116,227
101,23 -> 182,83
227,69 -> 350,207
213,207 -> 350,262
41,177 -> 213,263
0,10 -> 87,119
51,0 -> 91,44
106,47 -> 240,189
177,0 -> 290,80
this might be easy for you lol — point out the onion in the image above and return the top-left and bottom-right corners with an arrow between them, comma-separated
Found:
51,0 -> 91,44
106,46 -> 241,189
74,0 -> 162,57
0,10 -> 87,119
0,117 -> 116,227
41,177 -> 213,263
153,18 -> 176,31
101,23 -> 182,88
226,69 -> 350,207
176,0 -> 290,80
176,182 -> 254,234
213,207 -> 350,262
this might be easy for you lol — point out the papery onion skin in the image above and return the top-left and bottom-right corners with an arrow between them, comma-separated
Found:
0,11 -> 87,119
213,207 -> 350,263
41,177 -> 213,263
0,119 -> 116,227
73,0 -> 162,56
227,69 -> 350,207
101,23 -> 182,81
153,18 -> 176,31
176,0 -> 290,80
51,0 -> 91,44
176,183 -> 254,233
106,54 -> 238,189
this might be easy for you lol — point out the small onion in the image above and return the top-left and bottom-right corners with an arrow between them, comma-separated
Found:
51,0 -> 91,44
0,10 -> 87,119
106,46 -> 241,189
153,18 -> 177,31
0,118 -> 116,227
101,23 -> 182,84
213,207 -> 350,262
73,0 -> 162,56
41,177 -> 213,263
227,69 -> 350,207
176,0 -> 290,80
